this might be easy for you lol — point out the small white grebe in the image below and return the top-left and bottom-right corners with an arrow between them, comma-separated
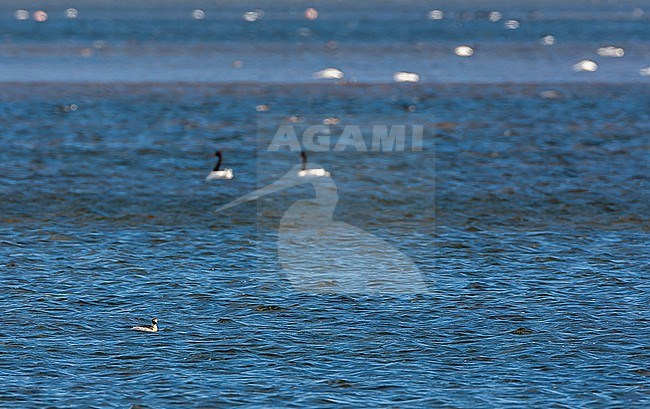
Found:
298,151 -> 331,177
206,151 -> 234,180
132,318 -> 158,332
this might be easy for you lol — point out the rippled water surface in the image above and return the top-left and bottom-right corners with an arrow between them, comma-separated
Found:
1,82 -> 648,407
1,0 -> 650,407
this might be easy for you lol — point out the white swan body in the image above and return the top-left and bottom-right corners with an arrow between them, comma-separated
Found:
132,318 -> 158,332
206,169 -> 234,180
298,168 -> 331,177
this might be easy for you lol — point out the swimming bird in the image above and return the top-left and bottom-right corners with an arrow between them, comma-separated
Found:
298,151 -> 331,177
132,318 -> 158,332
217,162 -> 427,294
206,151 -> 234,180
313,67 -> 344,80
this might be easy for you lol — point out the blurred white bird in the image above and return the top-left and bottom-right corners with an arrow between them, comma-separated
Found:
313,67 -> 344,79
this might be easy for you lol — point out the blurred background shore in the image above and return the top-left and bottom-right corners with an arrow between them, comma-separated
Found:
1,0 -> 649,83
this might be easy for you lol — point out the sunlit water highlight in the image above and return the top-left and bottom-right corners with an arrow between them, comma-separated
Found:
0,0 -> 649,83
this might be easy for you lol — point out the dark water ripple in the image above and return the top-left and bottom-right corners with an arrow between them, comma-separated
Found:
0,83 -> 649,407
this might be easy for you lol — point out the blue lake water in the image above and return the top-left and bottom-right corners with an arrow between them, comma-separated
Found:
1,1 -> 649,407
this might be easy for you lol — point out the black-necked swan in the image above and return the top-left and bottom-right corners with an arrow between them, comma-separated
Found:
206,151 -> 234,180
298,151 -> 330,177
